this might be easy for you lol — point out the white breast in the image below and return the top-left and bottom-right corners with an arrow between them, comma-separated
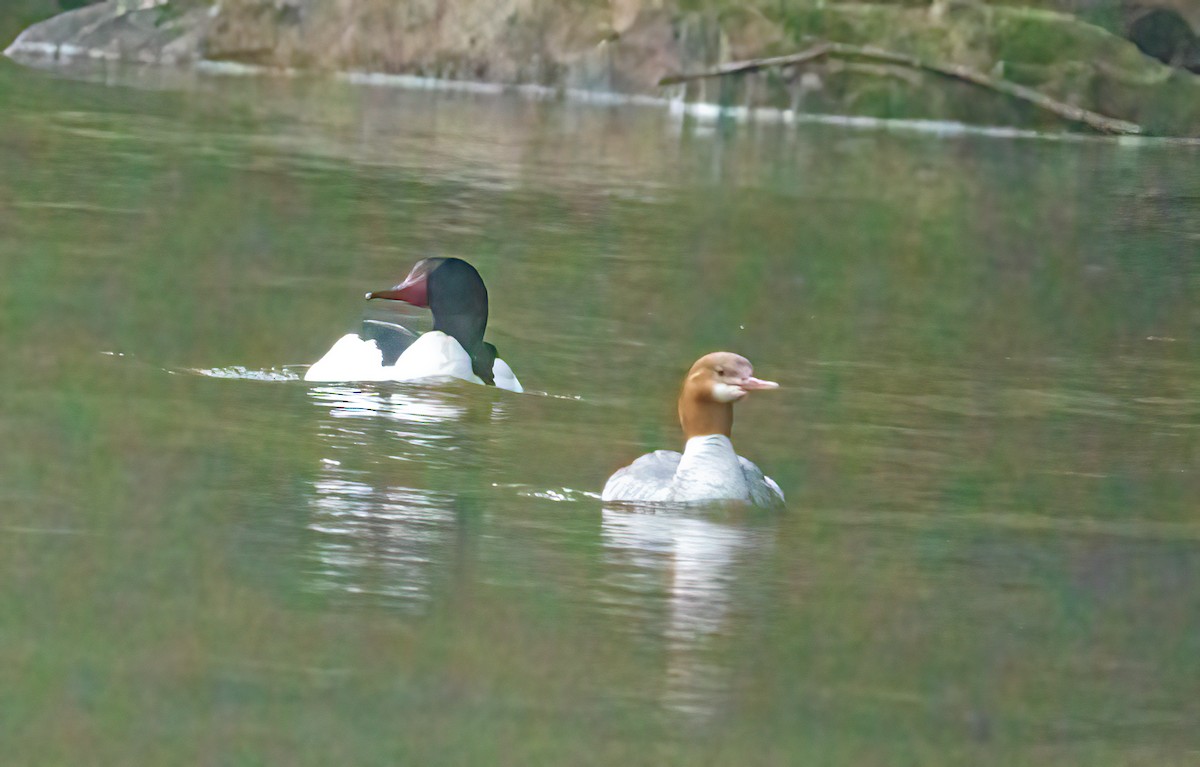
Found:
602,434 -> 783,507
304,331 -> 523,392
671,435 -> 751,502
388,331 -> 482,384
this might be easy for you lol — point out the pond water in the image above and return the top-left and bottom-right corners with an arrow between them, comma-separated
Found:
1,55 -> 1198,764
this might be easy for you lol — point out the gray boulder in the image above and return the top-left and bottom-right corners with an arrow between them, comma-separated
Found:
5,0 -> 213,65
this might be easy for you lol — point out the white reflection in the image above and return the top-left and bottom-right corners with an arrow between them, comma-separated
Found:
308,471 -> 457,608
600,506 -> 750,718
309,384 -> 469,425
305,384 -> 500,610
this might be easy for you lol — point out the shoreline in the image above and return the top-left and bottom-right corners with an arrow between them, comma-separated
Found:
6,0 -> 1200,139
9,43 -> 1200,148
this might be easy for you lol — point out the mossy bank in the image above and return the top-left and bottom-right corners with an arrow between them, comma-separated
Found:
6,0 -> 1200,135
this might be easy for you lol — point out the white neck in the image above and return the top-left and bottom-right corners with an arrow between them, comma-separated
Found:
672,434 -> 750,502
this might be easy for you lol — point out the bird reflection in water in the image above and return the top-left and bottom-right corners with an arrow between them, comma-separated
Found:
600,504 -> 771,718
305,383 -> 504,611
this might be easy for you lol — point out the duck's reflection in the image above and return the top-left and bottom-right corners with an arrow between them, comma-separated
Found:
305,383 -> 502,611
601,504 -> 770,718
310,383 -> 483,428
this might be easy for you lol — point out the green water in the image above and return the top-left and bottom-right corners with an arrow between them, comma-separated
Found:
1,55 -> 1198,764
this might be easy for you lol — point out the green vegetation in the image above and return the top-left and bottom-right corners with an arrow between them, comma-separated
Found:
5,0 -> 1199,133
0,0 -> 62,46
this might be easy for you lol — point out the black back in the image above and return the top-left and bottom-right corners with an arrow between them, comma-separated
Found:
360,319 -> 419,367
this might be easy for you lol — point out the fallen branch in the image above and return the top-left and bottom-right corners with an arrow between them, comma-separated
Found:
658,41 -> 1142,135
657,42 -> 833,86
830,43 -> 1142,135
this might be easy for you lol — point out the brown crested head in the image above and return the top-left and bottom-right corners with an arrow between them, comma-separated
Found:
677,352 -> 778,440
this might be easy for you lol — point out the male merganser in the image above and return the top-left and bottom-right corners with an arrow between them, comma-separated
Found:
304,257 -> 522,392
602,352 -> 783,506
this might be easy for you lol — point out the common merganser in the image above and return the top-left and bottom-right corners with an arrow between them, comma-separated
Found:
304,257 -> 522,392
602,352 -> 783,506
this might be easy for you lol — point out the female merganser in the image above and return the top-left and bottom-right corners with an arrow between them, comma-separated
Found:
304,257 -> 522,392
602,352 -> 783,506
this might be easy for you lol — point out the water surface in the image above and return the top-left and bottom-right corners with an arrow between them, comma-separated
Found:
1,57 -> 1198,764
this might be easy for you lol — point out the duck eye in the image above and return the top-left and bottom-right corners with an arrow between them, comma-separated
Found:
715,368 -> 724,376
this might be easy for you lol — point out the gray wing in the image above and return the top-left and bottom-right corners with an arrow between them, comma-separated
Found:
360,320 -> 419,366
738,456 -> 786,507
601,450 -> 681,503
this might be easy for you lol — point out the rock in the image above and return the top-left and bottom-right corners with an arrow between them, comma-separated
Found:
5,0 -> 213,65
